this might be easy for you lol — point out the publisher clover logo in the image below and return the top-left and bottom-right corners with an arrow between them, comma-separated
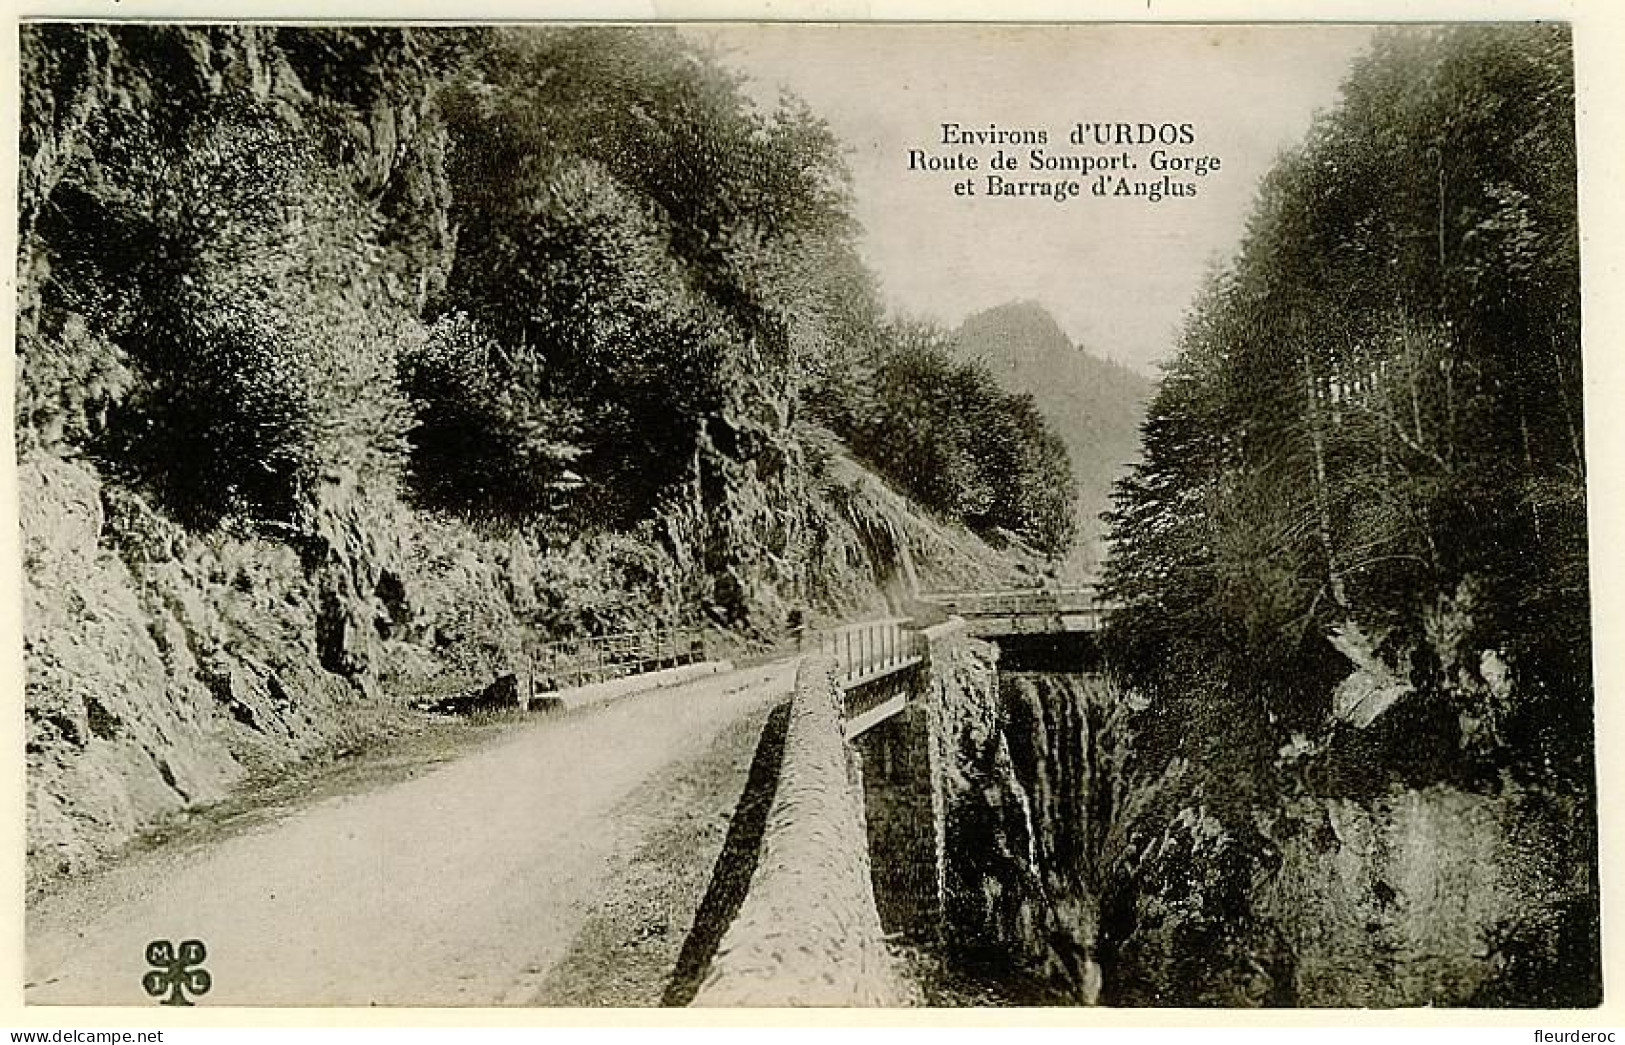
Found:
143,939 -> 211,1006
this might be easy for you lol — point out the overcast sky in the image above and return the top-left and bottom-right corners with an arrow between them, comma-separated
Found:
689,24 -> 1377,374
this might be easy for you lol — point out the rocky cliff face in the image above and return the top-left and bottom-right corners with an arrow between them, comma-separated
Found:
922,654 -> 1590,1007
926,648 -> 1108,1003
1253,781 -> 1597,1006
23,433 -> 1020,892
24,454 -> 402,889
21,451 -> 576,889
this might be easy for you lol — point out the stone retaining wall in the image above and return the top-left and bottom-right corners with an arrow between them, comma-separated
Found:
851,617 -> 965,939
691,655 -> 909,1007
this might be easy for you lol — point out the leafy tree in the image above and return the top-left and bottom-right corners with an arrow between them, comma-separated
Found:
401,314 -> 583,523
1108,25 -> 1583,759
424,29 -> 855,531
842,319 -> 1077,557
19,26 -> 453,525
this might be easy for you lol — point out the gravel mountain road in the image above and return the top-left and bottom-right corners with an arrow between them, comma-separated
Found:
26,660 -> 797,1007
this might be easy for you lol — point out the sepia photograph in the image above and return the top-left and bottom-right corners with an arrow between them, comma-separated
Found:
13,17 -> 1600,1011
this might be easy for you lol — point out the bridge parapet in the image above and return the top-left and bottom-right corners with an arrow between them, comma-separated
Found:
691,656 -> 909,1007
525,626 -> 708,690
920,586 -> 1121,638
691,620 -> 985,1002
923,585 -> 1100,613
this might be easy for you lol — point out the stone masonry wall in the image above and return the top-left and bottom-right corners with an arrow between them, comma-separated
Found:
691,656 -> 909,1007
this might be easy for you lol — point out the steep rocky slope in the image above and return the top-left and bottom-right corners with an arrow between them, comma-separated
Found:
17,25 -> 1042,894
925,661 -> 1597,1007
22,440 -> 1023,893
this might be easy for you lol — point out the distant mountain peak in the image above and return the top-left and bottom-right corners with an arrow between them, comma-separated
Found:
958,300 -> 1072,351
951,300 -> 1154,571
956,302 -> 1142,382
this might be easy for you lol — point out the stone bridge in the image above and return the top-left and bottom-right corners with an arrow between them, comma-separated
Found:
920,585 -> 1116,637
918,585 -> 1119,672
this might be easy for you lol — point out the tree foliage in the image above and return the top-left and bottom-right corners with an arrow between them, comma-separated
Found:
1104,23 -> 1586,790
838,320 -> 1077,556
1094,28 -> 1592,1004
19,23 -> 1075,558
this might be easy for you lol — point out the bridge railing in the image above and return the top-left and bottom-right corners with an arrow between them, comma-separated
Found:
525,626 -> 709,690
812,617 -> 924,688
921,586 -> 1122,618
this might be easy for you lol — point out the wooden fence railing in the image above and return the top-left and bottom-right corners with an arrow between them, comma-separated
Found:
526,627 -> 709,690
522,615 -> 929,696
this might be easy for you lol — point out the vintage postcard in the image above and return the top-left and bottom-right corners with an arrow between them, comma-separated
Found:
9,7 -> 1619,1021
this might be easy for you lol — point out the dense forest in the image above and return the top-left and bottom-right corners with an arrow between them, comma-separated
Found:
18,24 -> 1077,881
1097,24 -> 1596,1004
19,25 -> 1075,567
